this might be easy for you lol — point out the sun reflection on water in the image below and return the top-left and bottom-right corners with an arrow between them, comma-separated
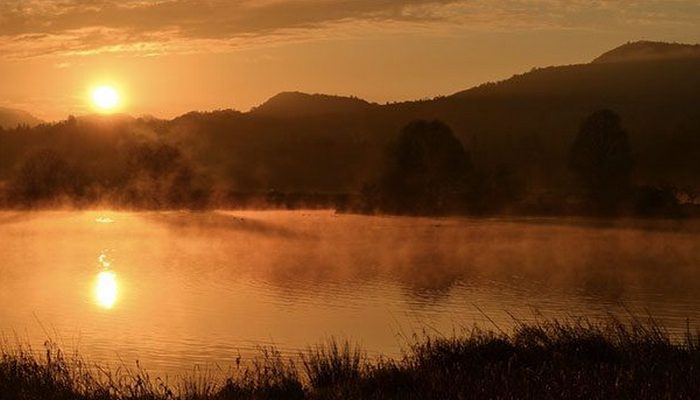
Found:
98,253 -> 111,268
95,251 -> 118,309
95,270 -> 118,309
95,216 -> 114,224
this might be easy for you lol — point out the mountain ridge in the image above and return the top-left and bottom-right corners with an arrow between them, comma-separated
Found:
592,40 -> 700,64
248,40 -> 700,113
0,107 -> 43,129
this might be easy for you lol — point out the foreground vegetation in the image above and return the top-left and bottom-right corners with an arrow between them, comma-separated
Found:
2,318 -> 700,399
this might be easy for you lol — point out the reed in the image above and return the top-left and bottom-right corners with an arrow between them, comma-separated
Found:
1,317 -> 699,399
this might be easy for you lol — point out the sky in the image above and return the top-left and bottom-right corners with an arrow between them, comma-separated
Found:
1,0 -> 700,121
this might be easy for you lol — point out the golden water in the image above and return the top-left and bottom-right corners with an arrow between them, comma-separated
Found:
1,210 -> 699,377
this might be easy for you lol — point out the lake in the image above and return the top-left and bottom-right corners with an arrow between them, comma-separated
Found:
1,210 -> 699,377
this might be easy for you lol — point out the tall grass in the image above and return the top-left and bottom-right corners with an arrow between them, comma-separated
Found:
1,317 -> 699,399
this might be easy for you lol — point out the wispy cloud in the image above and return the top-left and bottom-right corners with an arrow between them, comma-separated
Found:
1,0 -> 699,58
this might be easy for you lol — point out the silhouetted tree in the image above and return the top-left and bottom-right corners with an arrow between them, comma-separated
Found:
119,142 -> 211,209
375,120 -> 472,214
569,110 -> 633,214
8,149 -> 87,206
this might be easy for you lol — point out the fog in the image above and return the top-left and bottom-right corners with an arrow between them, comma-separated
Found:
134,211 -> 700,299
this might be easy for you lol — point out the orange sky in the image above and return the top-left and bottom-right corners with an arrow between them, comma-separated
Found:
1,0 -> 699,121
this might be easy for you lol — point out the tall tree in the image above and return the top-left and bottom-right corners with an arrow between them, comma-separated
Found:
569,109 -> 633,213
377,120 -> 472,214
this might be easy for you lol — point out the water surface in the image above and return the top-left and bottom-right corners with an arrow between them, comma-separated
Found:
1,210 -> 699,376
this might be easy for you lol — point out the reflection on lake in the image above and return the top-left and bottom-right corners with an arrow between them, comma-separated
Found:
95,250 -> 118,309
0,210 -> 699,376
95,271 -> 118,309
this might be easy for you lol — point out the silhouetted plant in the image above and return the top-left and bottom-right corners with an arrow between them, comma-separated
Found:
4,317 -> 700,399
569,109 -> 633,214
374,120 -> 472,214
8,149 -> 87,206
302,340 -> 364,389
119,142 -> 211,209
218,347 -> 304,400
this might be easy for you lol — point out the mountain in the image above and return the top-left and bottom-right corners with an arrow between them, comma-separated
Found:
420,41 -> 700,186
250,91 -> 376,117
451,44 -> 700,100
1,41 -> 700,200
592,41 -> 700,64
0,107 -> 43,129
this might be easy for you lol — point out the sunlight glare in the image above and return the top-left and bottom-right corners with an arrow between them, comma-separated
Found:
95,271 -> 118,309
91,86 -> 119,111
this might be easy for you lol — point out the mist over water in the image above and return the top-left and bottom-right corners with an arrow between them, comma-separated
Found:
1,210 -> 699,377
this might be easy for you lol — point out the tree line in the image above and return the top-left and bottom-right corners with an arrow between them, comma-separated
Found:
0,109 -> 692,217
1,138 -> 211,209
358,110 -> 685,217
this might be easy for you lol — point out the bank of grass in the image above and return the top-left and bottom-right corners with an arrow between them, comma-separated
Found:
2,318 -> 700,399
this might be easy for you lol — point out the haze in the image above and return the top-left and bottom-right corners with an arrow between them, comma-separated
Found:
2,0 -> 700,120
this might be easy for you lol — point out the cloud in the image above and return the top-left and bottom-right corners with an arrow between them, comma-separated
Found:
1,0 -> 699,58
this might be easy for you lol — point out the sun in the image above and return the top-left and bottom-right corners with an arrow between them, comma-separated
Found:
91,85 -> 120,112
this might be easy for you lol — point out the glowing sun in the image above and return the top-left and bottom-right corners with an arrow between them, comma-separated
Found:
91,86 -> 120,112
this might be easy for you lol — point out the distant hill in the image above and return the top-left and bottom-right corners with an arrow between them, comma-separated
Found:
451,44 -> 700,100
592,41 -> 700,64
251,92 -> 377,117
424,41 -> 700,186
0,107 -> 43,129
1,41 -> 700,201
